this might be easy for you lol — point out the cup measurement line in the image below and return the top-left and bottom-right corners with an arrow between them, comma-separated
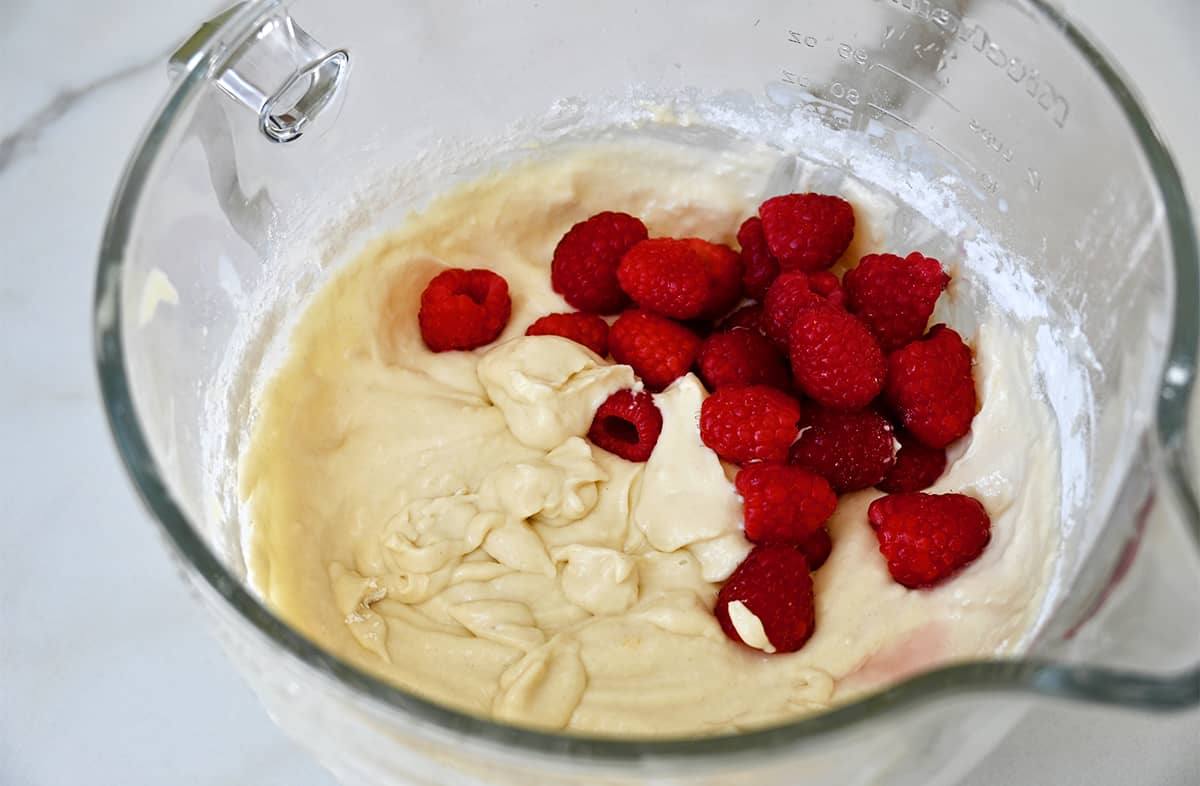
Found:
869,62 -> 960,113
865,101 -> 978,175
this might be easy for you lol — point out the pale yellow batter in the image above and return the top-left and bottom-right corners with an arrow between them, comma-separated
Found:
241,139 -> 1059,736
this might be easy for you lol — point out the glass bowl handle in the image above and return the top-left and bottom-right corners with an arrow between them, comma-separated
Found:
170,2 -> 349,143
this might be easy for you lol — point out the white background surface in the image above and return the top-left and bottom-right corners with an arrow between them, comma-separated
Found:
1,1 -> 1198,784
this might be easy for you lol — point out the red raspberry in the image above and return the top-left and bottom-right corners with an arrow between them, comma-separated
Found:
759,193 -> 855,271
799,527 -> 833,571
788,407 -> 896,493
691,239 -> 744,319
617,238 -> 711,319
884,325 -> 977,448
789,303 -> 886,411
719,303 -> 765,333
418,268 -> 512,352
525,312 -> 609,356
806,270 -> 846,308
587,389 -> 663,462
617,238 -> 742,320
868,492 -> 991,588
845,252 -> 950,351
609,310 -> 701,391
715,544 -> 815,653
763,272 -> 822,349
551,212 -> 647,314
699,385 -> 801,465
696,329 -> 790,392
877,428 -> 948,493
735,465 -> 837,545
737,217 -> 781,300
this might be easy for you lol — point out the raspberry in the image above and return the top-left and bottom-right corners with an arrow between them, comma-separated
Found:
617,238 -> 743,320
868,492 -> 991,588
735,465 -> 837,545
525,312 -> 609,356
587,389 -> 663,462
418,268 -> 512,352
617,238 -> 712,319
696,329 -> 790,392
719,303 -> 765,333
691,238 -> 744,319
737,217 -> 781,300
763,272 -> 822,349
799,527 -> 833,571
551,212 -> 647,314
759,193 -> 855,271
609,310 -> 701,391
806,270 -> 846,308
884,325 -> 977,448
877,428 -> 948,493
715,544 -> 815,654
788,407 -> 896,493
845,252 -> 949,351
699,385 -> 802,465
789,303 -> 886,411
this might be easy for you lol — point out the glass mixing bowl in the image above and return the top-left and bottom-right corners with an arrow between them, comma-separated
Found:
94,1 -> 1200,784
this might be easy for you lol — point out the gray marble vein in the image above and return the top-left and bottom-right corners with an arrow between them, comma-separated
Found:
0,43 -> 175,174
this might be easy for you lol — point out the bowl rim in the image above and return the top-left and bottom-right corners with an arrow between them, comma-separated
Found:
93,0 -> 1200,765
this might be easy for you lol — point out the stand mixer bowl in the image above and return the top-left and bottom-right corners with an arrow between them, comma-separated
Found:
95,1 -> 1200,784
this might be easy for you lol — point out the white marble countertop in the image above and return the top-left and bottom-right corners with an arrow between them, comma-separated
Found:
1,1 -> 1198,784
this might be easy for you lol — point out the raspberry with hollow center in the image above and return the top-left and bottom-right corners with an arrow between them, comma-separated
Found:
735,464 -> 837,545
418,268 -> 512,352
877,428 -> 948,493
789,302 -> 886,411
696,329 -> 790,392
737,216 -> 781,300
759,193 -> 855,271
608,310 -> 702,391
699,385 -> 802,465
525,312 -> 610,356
868,492 -> 991,588
715,544 -> 816,654
788,406 -> 896,493
763,271 -> 822,349
587,389 -> 663,462
551,211 -> 647,314
884,324 -> 977,448
845,252 -> 949,351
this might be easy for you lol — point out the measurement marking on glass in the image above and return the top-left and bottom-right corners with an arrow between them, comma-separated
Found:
968,119 -> 1014,162
885,2 -> 1072,128
865,101 -> 922,133
786,30 -> 818,48
865,102 -> 978,176
827,82 -> 861,106
1026,168 -> 1041,193
780,70 -> 810,87
806,94 -> 854,113
870,63 -> 959,112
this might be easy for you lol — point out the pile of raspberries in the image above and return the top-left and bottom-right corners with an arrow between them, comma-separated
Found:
418,192 -> 990,655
